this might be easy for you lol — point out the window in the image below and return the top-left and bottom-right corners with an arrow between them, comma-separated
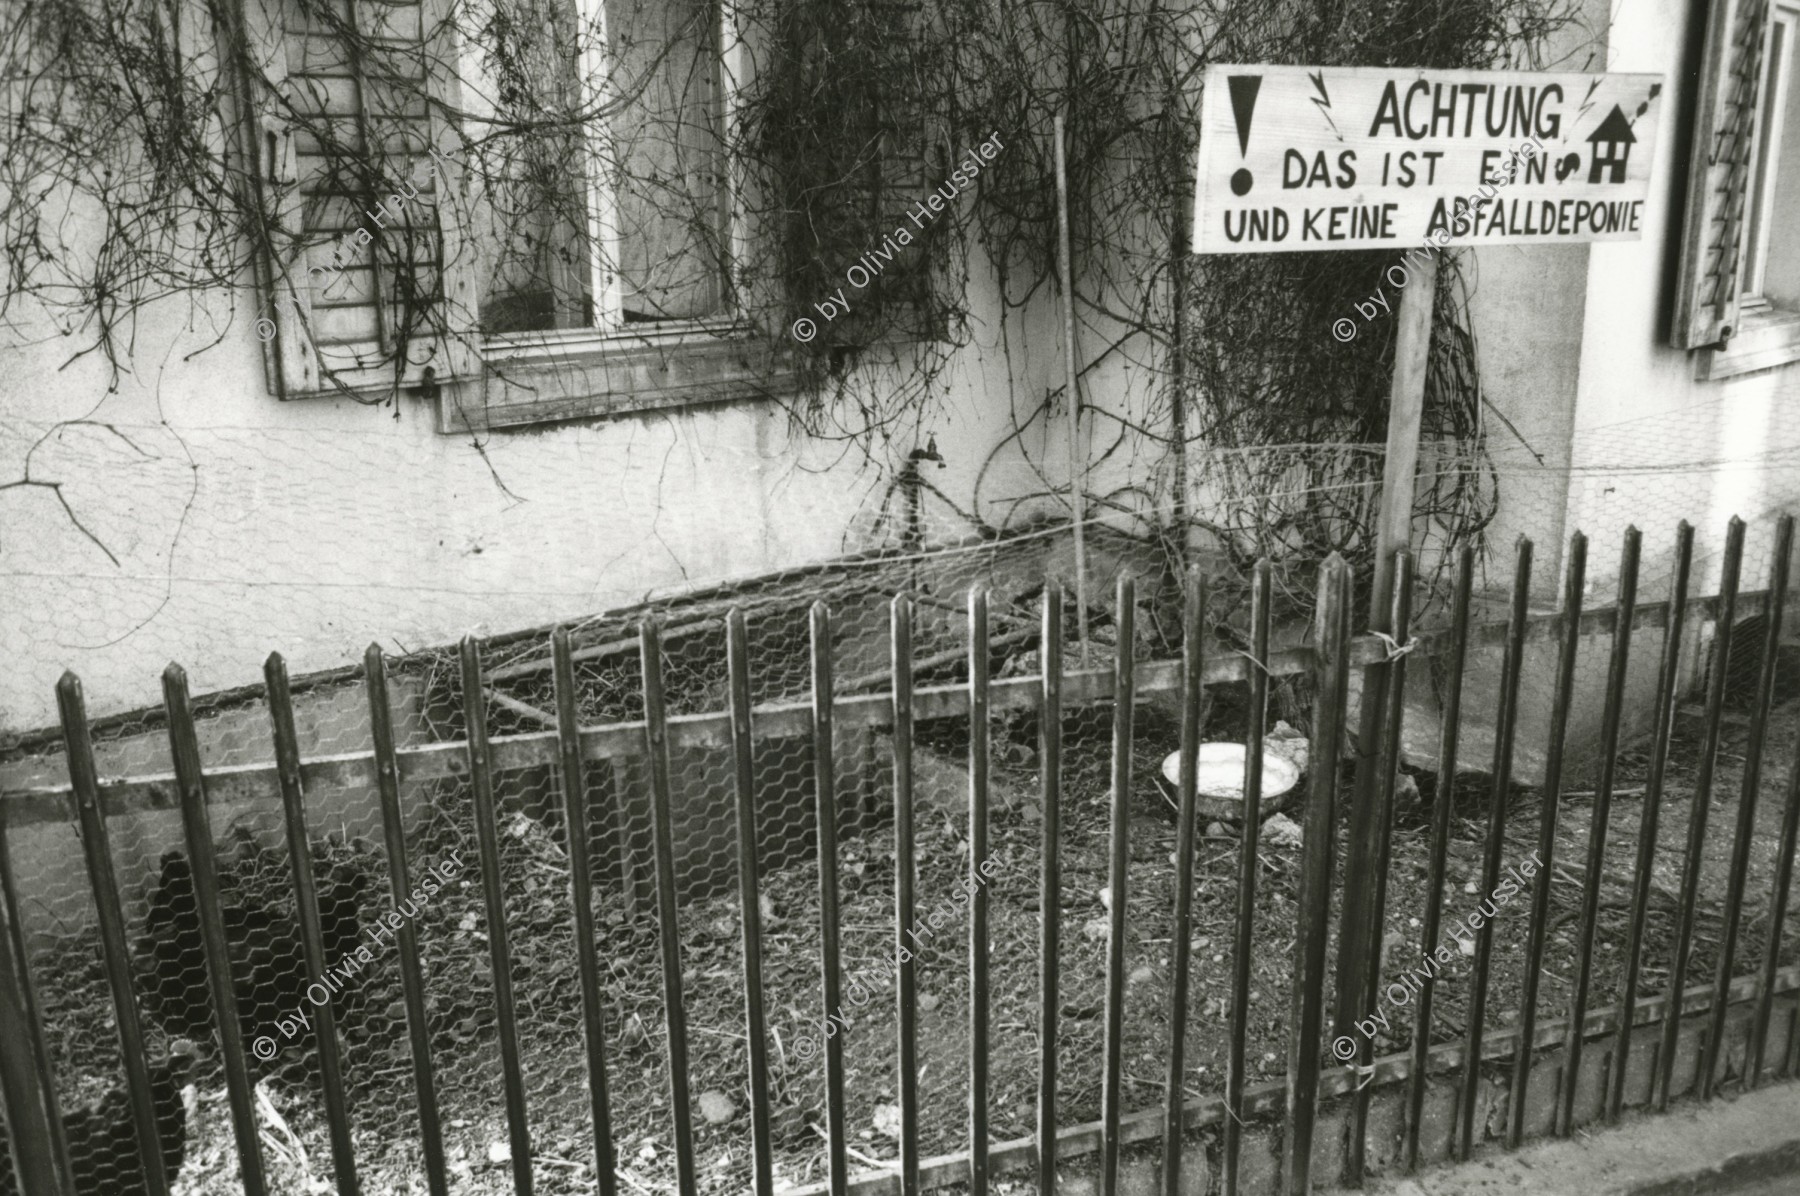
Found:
255,0 -> 790,421
1743,2 -> 1800,309
1674,0 -> 1800,377
466,0 -> 731,337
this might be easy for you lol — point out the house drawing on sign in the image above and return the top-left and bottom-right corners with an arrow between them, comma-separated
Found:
1587,104 -> 1637,183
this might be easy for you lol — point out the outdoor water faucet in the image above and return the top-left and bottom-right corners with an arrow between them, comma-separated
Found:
910,434 -> 944,468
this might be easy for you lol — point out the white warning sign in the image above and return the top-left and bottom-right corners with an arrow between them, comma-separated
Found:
1191,64 -> 1666,254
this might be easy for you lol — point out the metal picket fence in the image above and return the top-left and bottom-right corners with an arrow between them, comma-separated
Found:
3,516 -> 1800,1196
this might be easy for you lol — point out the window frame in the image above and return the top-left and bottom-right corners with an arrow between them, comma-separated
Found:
445,0 -> 792,427
254,0 -> 796,421
453,0 -> 806,430
1697,0 -> 1800,379
473,0 -> 737,341
1742,4 -> 1795,302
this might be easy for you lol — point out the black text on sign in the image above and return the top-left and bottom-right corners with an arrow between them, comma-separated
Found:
1191,64 -> 1665,254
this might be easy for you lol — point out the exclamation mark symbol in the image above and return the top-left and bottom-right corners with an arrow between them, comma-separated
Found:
1227,75 -> 1262,196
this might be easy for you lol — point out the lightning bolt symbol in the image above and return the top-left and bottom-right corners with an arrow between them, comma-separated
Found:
1308,71 -> 1343,141
1576,78 -> 1602,125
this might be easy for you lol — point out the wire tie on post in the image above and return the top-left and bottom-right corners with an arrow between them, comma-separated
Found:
1371,630 -> 1414,662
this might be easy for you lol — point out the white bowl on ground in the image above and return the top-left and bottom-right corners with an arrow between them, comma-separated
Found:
1158,743 -> 1302,820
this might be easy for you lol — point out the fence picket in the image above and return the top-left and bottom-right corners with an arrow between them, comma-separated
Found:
1223,561 -> 1268,1196
1036,585 -> 1065,1196
1608,523 -> 1694,1122
163,665 -> 270,1196
1161,568 -> 1206,1196
1285,554 -> 1349,1196
0,864 -> 65,1196
363,646 -> 450,1196
1657,517 -> 1746,1110
552,628 -> 619,1196
61,670 -> 176,1196
1507,531 -> 1587,1146
1459,537 -> 1534,1161
1406,544 -> 1474,1171
1787,999 -> 1800,1079
969,588 -> 992,1196
1338,552 -> 1402,1069
1752,643 -> 1800,1087
891,596 -> 922,1196
808,605 -> 849,1196
641,621 -> 700,1196
1559,528 -> 1641,1137
458,639 -> 534,1194
1702,514 -> 1795,1097
1099,575 -> 1135,1196
0,766 -> 70,1194
264,653 -> 359,1195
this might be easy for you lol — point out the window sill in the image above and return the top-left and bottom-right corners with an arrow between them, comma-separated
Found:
1695,307 -> 1800,380
438,325 -> 799,431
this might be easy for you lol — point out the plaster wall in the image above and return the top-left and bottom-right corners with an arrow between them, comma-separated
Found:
1453,0 -> 1608,599
0,226 -> 1123,733
1569,0 -> 1800,602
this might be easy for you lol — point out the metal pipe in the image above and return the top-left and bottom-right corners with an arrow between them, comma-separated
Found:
1053,112 -> 1089,660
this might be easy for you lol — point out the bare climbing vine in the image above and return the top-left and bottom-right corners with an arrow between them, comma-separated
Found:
1,0 -> 1586,602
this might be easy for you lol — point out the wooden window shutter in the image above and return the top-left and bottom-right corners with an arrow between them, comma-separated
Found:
242,0 -> 480,397
1671,0 -> 1773,350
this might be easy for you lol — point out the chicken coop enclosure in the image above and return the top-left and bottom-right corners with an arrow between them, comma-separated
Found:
3,514 -> 1800,1196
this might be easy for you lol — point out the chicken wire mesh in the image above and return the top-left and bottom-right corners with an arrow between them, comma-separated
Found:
4,384 -> 1800,1192
0,521 -> 1167,1194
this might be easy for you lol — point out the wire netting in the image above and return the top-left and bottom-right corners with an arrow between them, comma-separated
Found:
4,391 -> 1800,1192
